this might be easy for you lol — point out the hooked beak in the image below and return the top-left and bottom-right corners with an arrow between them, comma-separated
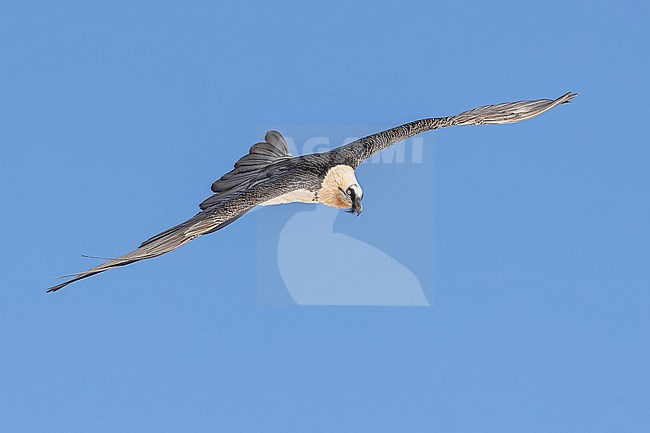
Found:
351,195 -> 362,216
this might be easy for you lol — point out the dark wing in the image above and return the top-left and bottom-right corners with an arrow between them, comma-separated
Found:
335,92 -> 578,166
47,210 -> 214,293
47,180 -> 296,293
199,130 -> 292,210
47,136 -> 309,293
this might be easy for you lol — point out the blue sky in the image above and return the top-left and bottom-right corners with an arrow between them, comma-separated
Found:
1,1 -> 649,432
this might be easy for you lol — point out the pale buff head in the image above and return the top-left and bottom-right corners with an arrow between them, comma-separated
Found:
318,165 -> 363,215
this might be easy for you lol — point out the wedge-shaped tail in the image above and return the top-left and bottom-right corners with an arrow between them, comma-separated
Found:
199,130 -> 292,210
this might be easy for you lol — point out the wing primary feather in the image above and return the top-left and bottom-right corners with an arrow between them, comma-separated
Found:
449,92 -> 578,126
340,92 -> 577,165
46,218 -> 197,293
46,208 -> 245,293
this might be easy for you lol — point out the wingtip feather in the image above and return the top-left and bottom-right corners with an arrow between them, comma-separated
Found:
46,282 -> 68,293
562,91 -> 579,103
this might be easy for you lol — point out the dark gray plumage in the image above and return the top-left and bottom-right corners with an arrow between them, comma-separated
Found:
47,92 -> 577,292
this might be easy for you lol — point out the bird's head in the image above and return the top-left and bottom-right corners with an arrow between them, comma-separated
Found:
319,165 -> 364,215
339,184 -> 363,216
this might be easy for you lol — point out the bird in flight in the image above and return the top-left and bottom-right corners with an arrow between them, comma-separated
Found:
47,92 -> 577,292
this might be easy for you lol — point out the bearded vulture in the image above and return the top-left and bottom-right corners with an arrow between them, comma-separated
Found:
47,92 -> 577,292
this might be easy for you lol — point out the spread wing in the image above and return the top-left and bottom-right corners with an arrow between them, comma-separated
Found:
47,131 -> 308,293
335,92 -> 578,166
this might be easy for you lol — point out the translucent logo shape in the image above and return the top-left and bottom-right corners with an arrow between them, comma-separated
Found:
255,127 -> 434,307
276,206 -> 430,306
